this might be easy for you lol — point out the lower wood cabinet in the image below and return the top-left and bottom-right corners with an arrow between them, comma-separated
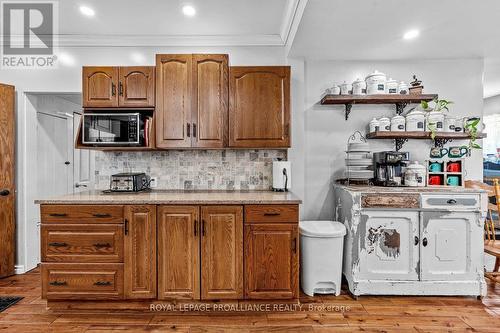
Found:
244,223 -> 299,299
124,205 -> 157,299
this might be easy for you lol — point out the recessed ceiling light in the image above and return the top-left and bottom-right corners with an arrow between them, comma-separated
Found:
182,5 -> 196,17
79,6 -> 95,17
131,52 -> 146,64
403,29 -> 420,40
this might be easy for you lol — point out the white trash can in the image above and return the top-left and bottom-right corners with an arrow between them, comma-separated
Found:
299,220 -> 346,296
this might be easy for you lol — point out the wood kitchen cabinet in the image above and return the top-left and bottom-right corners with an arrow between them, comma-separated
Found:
124,205 -> 157,299
155,54 -> 228,148
83,66 -> 155,108
229,66 -> 291,148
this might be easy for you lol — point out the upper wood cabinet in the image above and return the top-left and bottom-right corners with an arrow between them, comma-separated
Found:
156,54 -> 228,149
229,66 -> 291,148
83,66 -> 155,108
124,205 -> 157,299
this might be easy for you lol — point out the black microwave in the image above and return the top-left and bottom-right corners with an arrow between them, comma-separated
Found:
82,113 -> 142,146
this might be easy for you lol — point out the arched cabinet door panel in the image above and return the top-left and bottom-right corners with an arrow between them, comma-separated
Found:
119,66 -> 155,107
83,67 -> 119,108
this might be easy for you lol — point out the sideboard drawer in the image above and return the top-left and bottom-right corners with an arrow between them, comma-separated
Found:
245,205 -> 298,223
41,205 -> 124,224
421,194 -> 480,210
41,224 -> 124,263
361,194 -> 420,209
42,263 -> 124,300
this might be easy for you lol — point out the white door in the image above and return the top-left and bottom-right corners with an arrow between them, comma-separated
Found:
73,112 -> 95,192
420,211 -> 481,281
358,210 -> 419,281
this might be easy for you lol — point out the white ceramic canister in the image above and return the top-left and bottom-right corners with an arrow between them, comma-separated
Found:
365,70 -> 387,95
352,78 -> 367,95
443,115 -> 457,132
427,111 -> 445,132
406,110 -> 426,131
340,81 -> 352,95
369,118 -> 380,133
330,85 -> 341,95
385,78 -> 398,94
378,117 -> 391,131
404,161 -> 427,187
390,115 -> 406,131
398,81 -> 409,94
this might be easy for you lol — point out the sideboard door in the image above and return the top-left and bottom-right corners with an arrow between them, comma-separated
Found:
357,210 -> 419,281
420,211 -> 480,281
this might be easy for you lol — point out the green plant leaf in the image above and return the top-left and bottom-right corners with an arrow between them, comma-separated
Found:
421,101 -> 429,109
472,143 -> 482,149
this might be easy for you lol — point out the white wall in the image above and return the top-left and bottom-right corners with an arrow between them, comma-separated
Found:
484,94 -> 500,116
300,59 -> 484,220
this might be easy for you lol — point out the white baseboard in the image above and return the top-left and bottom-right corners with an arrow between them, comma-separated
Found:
14,265 -> 26,275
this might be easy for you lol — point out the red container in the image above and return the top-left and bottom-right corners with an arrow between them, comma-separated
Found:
428,175 -> 442,185
447,162 -> 461,173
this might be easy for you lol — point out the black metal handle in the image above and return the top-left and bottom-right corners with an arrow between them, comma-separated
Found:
49,281 -> 67,286
49,213 -> 67,217
202,220 -> 206,236
119,82 -> 123,96
193,123 -> 197,138
422,237 -> 428,247
111,83 -> 116,96
0,189 -> 10,196
194,220 -> 198,237
64,161 -> 70,165
93,213 -> 111,218
94,281 -> 111,286
124,219 -> 129,235
49,242 -> 68,247
187,123 -> 191,137
292,237 -> 297,254
414,236 -> 419,246
447,199 -> 457,205
93,243 -> 111,249
264,212 -> 280,216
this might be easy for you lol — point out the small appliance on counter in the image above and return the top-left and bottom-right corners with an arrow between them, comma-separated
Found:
373,151 -> 410,186
272,159 -> 291,192
109,172 -> 151,192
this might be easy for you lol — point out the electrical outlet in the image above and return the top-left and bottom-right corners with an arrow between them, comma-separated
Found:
150,177 -> 158,188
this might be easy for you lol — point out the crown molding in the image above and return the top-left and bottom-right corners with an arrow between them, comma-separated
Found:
281,0 -> 309,55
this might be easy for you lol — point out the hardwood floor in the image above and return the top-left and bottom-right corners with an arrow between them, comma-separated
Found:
0,268 -> 499,332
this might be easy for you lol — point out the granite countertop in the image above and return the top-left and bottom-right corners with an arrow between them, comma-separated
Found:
35,190 -> 302,205
334,184 -> 485,194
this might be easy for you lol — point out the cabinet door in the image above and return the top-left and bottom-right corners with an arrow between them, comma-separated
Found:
229,66 -> 290,148
119,66 -> 155,107
420,211 -> 481,281
124,205 -> 156,299
357,210 -> 419,281
157,206 -> 200,300
82,67 -> 118,108
156,54 -> 193,148
201,206 -> 243,299
192,54 -> 228,148
244,223 -> 299,299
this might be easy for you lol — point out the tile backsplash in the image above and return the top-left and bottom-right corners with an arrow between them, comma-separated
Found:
95,150 -> 287,190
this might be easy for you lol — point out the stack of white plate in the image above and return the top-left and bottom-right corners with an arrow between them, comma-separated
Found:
346,143 -> 374,180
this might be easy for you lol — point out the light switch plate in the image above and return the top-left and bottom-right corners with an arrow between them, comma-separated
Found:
150,177 -> 158,188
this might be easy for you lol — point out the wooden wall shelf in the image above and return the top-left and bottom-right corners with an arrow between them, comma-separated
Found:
366,131 -> 486,151
320,94 -> 438,120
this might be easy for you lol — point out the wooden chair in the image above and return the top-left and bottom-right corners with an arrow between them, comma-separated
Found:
465,180 -> 500,281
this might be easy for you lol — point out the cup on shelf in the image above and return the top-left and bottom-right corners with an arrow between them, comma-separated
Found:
428,162 -> 443,173
448,146 -> 468,158
430,147 -> 448,158
446,176 -> 460,186
428,175 -> 443,185
447,161 -> 461,173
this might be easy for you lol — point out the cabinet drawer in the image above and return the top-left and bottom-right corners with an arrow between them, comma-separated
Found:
42,263 -> 124,300
41,205 -> 124,224
245,205 -> 298,223
421,194 -> 480,210
41,224 -> 123,263
361,194 -> 420,209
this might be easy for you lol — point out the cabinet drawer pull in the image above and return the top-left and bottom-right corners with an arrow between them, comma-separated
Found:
49,242 -> 68,247
202,220 -> 206,236
264,212 -> 281,216
49,281 -> 67,286
414,236 -> 419,246
93,213 -> 111,218
292,237 -> 297,254
49,213 -> 67,217
94,281 -> 112,286
193,123 -> 197,138
93,243 -> 111,249
194,220 -> 198,237
447,199 -> 457,205
124,219 -> 129,235
422,237 -> 428,247
187,123 -> 191,137
111,83 -> 116,96
118,82 -> 123,96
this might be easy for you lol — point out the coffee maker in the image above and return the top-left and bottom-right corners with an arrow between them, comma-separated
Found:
373,151 -> 410,186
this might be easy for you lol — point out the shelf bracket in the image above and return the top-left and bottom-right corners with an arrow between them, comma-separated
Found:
434,138 -> 452,147
345,103 -> 352,120
394,138 -> 408,151
395,102 -> 408,115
